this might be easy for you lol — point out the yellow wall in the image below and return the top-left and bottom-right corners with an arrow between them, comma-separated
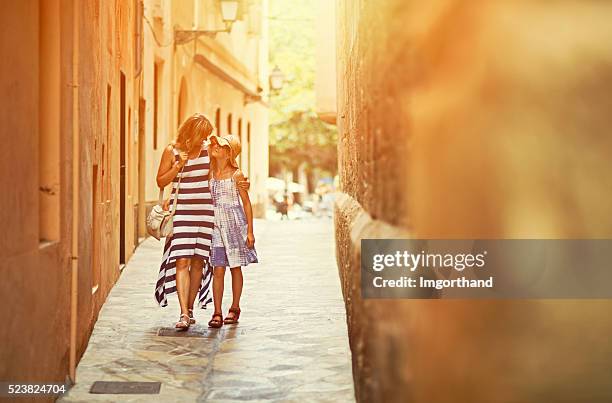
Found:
0,0 -> 144,384
314,0 -> 337,124
144,0 -> 269,217
142,0 -> 175,205
1,0 -> 270,385
0,0 -> 73,385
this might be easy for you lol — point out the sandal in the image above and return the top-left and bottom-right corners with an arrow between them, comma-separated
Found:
224,307 -> 241,324
208,312 -> 223,328
188,308 -> 196,324
175,313 -> 190,330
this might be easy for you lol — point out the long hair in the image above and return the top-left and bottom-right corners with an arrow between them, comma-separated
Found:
174,113 -> 214,152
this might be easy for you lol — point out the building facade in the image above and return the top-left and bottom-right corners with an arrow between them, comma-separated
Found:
1,0 -> 144,385
314,0 -> 336,125
1,0 -> 269,387
334,1 -> 612,402
142,0 -> 269,219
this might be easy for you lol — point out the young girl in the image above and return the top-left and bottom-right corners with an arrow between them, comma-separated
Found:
207,134 -> 258,328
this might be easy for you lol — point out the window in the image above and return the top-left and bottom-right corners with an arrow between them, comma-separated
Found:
105,84 -> 111,199
247,122 -> 251,177
215,108 -> 221,135
39,0 -> 61,243
177,77 -> 188,127
237,118 -> 243,166
134,0 -> 143,76
227,113 -> 233,135
153,61 -> 163,150
127,107 -> 132,194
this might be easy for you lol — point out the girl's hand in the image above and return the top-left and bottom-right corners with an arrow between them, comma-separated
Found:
236,176 -> 250,191
162,198 -> 171,211
246,232 -> 255,249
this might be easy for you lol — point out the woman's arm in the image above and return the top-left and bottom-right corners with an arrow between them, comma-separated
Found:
235,170 -> 255,248
156,145 -> 186,188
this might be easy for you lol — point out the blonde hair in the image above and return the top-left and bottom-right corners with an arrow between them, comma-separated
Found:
174,113 -> 214,152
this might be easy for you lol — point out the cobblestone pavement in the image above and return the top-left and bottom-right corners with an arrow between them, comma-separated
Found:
60,218 -> 355,402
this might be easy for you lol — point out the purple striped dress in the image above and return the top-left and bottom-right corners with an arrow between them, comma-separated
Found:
154,144 -> 214,309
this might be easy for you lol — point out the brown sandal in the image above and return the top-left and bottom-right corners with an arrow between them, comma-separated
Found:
208,312 -> 223,328
224,307 -> 241,324
188,308 -> 196,324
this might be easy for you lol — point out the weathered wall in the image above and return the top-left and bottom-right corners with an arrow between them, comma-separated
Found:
335,1 -> 612,402
0,0 -> 143,388
76,0 -> 143,362
0,0 -> 73,390
142,0 -> 175,211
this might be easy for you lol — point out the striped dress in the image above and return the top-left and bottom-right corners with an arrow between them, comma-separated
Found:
154,143 -> 214,309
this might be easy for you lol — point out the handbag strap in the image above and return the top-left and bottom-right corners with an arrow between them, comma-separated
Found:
158,146 -> 185,216
169,166 -> 184,216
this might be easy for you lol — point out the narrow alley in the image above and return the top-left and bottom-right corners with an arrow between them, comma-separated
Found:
60,218 -> 354,402
6,0 -> 612,402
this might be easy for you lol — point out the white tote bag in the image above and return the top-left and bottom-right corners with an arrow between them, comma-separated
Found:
146,166 -> 184,240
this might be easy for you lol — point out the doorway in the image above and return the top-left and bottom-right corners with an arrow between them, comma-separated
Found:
92,164 -> 100,293
177,77 -> 188,127
119,72 -> 126,265
137,97 -> 146,241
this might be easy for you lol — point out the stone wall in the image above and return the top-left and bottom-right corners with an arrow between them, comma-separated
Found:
0,0 -> 143,388
335,1 -> 612,402
0,1 -> 74,389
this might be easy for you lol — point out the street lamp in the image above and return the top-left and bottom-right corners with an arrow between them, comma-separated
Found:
269,65 -> 285,92
243,66 -> 284,105
220,0 -> 240,28
175,0 -> 240,44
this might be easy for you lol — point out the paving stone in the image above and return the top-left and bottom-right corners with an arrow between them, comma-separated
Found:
59,218 -> 355,402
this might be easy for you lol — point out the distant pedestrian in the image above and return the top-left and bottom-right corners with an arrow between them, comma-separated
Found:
276,195 -> 289,220
207,134 -> 258,328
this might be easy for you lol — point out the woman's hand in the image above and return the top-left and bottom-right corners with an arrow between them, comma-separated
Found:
246,232 -> 255,249
177,151 -> 189,169
236,176 -> 250,191
162,198 -> 171,211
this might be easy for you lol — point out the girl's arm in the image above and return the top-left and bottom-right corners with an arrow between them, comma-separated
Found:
235,170 -> 255,248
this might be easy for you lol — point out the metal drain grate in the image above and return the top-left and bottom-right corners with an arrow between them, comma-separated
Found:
90,381 -> 161,394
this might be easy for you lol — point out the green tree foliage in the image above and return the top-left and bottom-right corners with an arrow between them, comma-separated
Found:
269,0 -> 337,178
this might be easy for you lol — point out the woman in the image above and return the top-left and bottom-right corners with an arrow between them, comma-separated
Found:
153,113 -> 248,330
